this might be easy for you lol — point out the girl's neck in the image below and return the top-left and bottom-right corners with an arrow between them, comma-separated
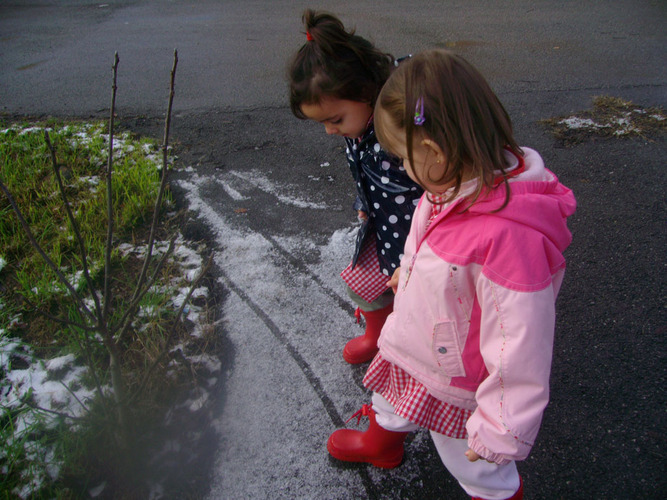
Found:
365,113 -> 374,130
353,113 -> 374,142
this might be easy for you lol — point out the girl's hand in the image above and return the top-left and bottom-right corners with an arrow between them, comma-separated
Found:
387,267 -> 401,294
358,210 -> 368,221
465,449 -> 494,464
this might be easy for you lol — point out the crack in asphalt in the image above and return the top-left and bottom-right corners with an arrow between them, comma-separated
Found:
216,265 -> 378,498
190,170 -> 380,498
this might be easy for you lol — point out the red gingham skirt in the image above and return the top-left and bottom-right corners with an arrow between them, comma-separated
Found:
340,237 -> 390,303
363,355 -> 472,439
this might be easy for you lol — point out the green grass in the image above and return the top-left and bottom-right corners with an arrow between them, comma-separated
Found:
0,118 -> 200,498
0,121 -> 171,314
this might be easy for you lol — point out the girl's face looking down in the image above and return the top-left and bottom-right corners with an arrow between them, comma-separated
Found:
300,98 -> 373,139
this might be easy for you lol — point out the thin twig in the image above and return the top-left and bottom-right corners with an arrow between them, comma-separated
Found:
75,331 -> 110,415
103,52 -> 119,324
112,235 -> 176,343
131,49 -> 178,302
58,379 -> 91,414
0,178 -> 96,323
170,254 -> 213,330
15,291 -> 95,332
24,306 -> 96,333
24,401 -> 84,422
44,131 -> 103,320
125,253 -> 213,405
98,53 -> 130,440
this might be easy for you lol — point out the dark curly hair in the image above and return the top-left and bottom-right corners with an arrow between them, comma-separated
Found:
288,9 -> 395,119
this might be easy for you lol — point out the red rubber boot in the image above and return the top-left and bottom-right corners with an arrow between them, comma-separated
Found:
472,476 -> 523,500
343,302 -> 393,364
327,404 -> 409,469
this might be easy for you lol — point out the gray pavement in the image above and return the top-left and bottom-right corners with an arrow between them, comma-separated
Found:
1,1 -> 666,499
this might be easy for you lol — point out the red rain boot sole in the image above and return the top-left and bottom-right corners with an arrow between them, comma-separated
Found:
327,433 -> 403,469
342,341 -> 378,364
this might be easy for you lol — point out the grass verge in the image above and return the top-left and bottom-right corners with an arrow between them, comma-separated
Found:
541,95 -> 666,146
0,117 -> 217,498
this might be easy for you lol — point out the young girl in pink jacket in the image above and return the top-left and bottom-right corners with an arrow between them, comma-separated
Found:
326,49 -> 577,500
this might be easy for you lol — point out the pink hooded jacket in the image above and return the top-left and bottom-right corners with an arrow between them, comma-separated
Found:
376,148 -> 576,465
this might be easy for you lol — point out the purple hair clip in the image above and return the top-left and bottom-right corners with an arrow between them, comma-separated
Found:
414,96 -> 425,126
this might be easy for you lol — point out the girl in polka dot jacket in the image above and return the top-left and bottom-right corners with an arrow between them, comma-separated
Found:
288,9 -> 423,364
326,50 -> 576,500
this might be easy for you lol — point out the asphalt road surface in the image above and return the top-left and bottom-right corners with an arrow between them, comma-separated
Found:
1,1 -> 665,499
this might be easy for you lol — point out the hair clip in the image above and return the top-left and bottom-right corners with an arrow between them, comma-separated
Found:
394,54 -> 412,67
414,97 -> 425,126
306,31 -> 314,42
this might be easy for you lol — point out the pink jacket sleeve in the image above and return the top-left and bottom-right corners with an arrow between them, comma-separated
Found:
466,274 -> 559,465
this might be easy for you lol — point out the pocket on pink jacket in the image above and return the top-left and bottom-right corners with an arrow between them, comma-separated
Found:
432,321 -> 466,378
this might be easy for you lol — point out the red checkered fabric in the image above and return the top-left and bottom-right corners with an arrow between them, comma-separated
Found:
340,237 -> 390,303
364,355 -> 471,439
429,193 -> 448,219
359,194 -> 470,438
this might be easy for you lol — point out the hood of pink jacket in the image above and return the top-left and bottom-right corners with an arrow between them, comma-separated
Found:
424,148 -> 577,292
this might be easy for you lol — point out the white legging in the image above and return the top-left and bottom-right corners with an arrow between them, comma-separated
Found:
371,393 -> 521,500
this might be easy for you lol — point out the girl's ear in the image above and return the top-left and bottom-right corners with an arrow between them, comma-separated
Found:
421,138 -> 446,164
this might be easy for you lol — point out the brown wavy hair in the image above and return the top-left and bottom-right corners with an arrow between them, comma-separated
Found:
288,9 -> 395,119
375,49 -> 522,209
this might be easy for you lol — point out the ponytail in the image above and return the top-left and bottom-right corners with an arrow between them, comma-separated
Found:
288,9 -> 394,118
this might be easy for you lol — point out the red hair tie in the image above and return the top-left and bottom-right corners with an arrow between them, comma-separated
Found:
306,31 -> 314,42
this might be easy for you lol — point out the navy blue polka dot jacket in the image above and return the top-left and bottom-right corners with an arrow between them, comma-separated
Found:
345,123 -> 424,277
